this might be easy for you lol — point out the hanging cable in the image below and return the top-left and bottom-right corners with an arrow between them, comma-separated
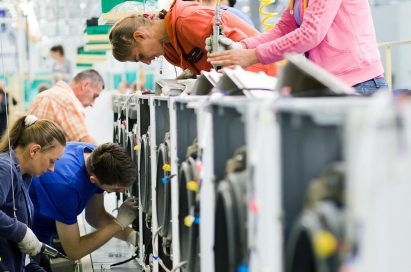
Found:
152,226 -> 172,272
151,225 -> 187,272
0,28 -> 17,218
110,254 -> 138,267
259,0 -> 278,31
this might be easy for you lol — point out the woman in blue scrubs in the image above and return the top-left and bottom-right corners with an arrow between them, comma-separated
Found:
0,115 -> 66,272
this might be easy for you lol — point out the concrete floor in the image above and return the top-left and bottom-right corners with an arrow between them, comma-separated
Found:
78,193 -> 142,272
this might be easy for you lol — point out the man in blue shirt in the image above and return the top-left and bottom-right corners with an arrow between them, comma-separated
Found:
29,142 -> 138,261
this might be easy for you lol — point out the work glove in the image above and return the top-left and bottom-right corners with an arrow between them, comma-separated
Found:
115,197 -> 139,230
176,69 -> 195,80
126,229 -> 138,247
17,227 -> 43,256
205,35 -> 244,54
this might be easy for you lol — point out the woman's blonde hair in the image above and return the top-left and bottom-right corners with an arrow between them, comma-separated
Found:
109,10 -> 167,62
0,115 -> 66,153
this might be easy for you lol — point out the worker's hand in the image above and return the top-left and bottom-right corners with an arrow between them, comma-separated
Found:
17,227 -> 43,256
176,69 -> 195,80
126,230 -> 138,247
115,197 -> 139,230
207,48 -> 259,68
205,35 -> 244,53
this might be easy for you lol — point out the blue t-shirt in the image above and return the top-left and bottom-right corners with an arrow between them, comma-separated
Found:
29,142 -> 103,244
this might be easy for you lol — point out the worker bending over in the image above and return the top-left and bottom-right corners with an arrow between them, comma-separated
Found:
29,142 -> 138,268
207,0 -> 387,96
109,0 -> 276,77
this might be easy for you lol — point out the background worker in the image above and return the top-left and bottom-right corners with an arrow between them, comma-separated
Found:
207,0 -> 387,96
29,142 -> 138,265
109,0 -> 276,77
0,115 -> 66,272
50,45 -> 72,83
29,69 -> 104,145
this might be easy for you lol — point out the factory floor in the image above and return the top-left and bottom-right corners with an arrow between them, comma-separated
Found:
78,193 -> 141,272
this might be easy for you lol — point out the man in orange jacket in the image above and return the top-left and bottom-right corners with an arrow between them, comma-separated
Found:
109,0 -> 276,77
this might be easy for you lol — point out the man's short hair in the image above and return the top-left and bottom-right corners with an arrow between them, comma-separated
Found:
86,143 -> 137,186
50,45 -> 65,56
228,0 -> 236,7
72,69 -> 105,89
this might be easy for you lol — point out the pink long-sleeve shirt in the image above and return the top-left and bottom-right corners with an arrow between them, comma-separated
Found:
242,0 -> 384,86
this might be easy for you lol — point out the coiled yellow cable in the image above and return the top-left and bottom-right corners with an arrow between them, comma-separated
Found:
259,0 -> 278,31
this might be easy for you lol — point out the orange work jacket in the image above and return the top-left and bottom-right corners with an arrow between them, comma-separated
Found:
164,0 -> 277,76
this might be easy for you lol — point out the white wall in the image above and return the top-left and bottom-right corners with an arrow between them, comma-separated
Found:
85,90 -> 113,144
372,2 -> 411,89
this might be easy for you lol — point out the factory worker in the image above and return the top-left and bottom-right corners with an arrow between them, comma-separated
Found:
29,142 -> 138,268
0,115 -> 66,272
109,0 -> 276,77
207,0 -> 388,96
29,69 -> 104,146
49,45 -> 72,84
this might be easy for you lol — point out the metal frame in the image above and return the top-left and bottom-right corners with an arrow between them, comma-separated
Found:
150,95 -> 171,272
246,99 -> 282,272
136,94 -> 152,267
169,96 -> 208,271
378,39 -> 411,91
199,97 -> 250,272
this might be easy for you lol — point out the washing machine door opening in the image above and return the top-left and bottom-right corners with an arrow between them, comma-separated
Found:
156,139 -> 172,240
286,162 -> 346,272
179,156 -> 200,272
214,172 -> 248,272
140,133 -> 152,215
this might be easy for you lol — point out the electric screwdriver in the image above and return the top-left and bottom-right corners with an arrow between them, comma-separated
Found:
212,0 -> 223,70
40,243 -> 69,259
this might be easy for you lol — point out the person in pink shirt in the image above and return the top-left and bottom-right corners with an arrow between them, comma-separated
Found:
207,0 -> 387,96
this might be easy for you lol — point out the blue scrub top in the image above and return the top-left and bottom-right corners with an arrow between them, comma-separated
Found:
0,151 -> 33,272
29,142 -> 103,244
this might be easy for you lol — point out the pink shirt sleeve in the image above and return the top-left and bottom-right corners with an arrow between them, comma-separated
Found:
245,0 -> 343,64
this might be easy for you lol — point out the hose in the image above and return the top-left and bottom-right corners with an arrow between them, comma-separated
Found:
178,139 -> 200,272
214,171 -> 249,272
120,121 -> 127,149
156,133 -> 172,240
214,147 -> 249,272
286,201 -> 344,272
259,0 -> 278,31
179,157 -> 200,272
286,163 -> 346,272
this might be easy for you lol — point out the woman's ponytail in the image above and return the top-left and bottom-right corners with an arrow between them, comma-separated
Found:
0,115 -> 66,153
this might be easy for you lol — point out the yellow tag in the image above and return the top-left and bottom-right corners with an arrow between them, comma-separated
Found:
134,145 -> 139,151
184,215 -> 195,227
187,181 -> 199,192
162,163 -> 171,172
313,230 -> 337,258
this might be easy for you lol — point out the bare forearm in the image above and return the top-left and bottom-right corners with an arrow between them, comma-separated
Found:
87,211 -> 134,242
64,221 -> 121,260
